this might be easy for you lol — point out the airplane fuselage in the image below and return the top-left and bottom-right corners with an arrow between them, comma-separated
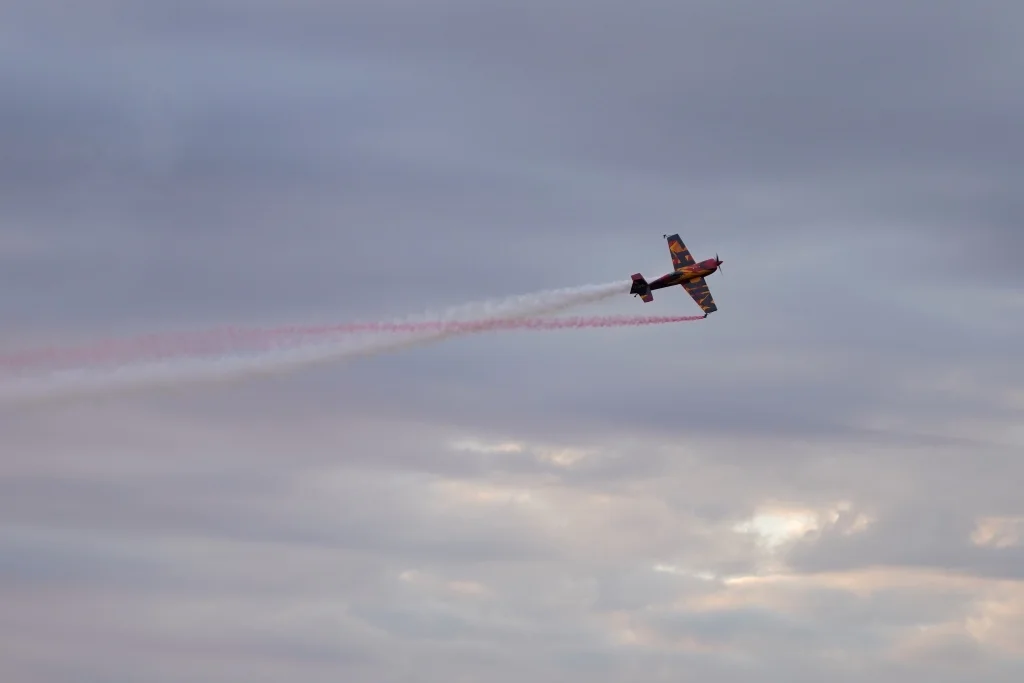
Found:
648,259 -> 720,290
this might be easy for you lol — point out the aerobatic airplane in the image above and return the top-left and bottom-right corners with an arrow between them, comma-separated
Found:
629,234 -> 722,316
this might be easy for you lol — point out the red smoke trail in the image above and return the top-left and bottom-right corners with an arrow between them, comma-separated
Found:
0,328 -> 263,372
0,314 -> 703,373
268,314 -> 705,336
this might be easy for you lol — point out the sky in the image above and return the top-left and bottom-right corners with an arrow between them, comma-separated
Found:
2,0 -> 1023,680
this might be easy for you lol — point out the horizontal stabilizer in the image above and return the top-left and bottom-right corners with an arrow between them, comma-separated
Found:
630,273 -> 654,302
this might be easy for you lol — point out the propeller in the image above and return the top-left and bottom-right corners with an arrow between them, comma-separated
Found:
716,252 -> 723,275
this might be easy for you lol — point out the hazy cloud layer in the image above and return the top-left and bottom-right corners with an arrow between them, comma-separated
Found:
2,0 -> 1023,681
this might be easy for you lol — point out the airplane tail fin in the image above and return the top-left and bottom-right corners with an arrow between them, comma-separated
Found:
630,273 -> 653,302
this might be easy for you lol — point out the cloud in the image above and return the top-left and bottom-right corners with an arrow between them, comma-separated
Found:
2,0 -> 1024,680
5,407 -> 1024,680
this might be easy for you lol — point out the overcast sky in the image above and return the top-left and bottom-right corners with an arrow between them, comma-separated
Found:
2,1 -> 1023,681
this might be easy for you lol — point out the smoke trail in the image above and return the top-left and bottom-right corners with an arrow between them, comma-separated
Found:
245,313 -> 706,344
0,280 -> 638,404
0,280 -> 632,373
0,312 -> 703,406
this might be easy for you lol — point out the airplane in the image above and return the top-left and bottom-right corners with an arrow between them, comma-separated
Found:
629,234 -> 722,317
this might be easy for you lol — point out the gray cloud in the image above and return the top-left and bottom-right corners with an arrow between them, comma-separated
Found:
2,0 -> 1023,680
786,502 -> 1024,579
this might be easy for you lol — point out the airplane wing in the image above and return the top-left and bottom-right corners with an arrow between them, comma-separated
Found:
666,234 -> 695,271
681,276 -> 717,314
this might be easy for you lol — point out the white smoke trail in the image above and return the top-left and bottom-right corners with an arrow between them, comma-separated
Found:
0,280 -> 630,406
